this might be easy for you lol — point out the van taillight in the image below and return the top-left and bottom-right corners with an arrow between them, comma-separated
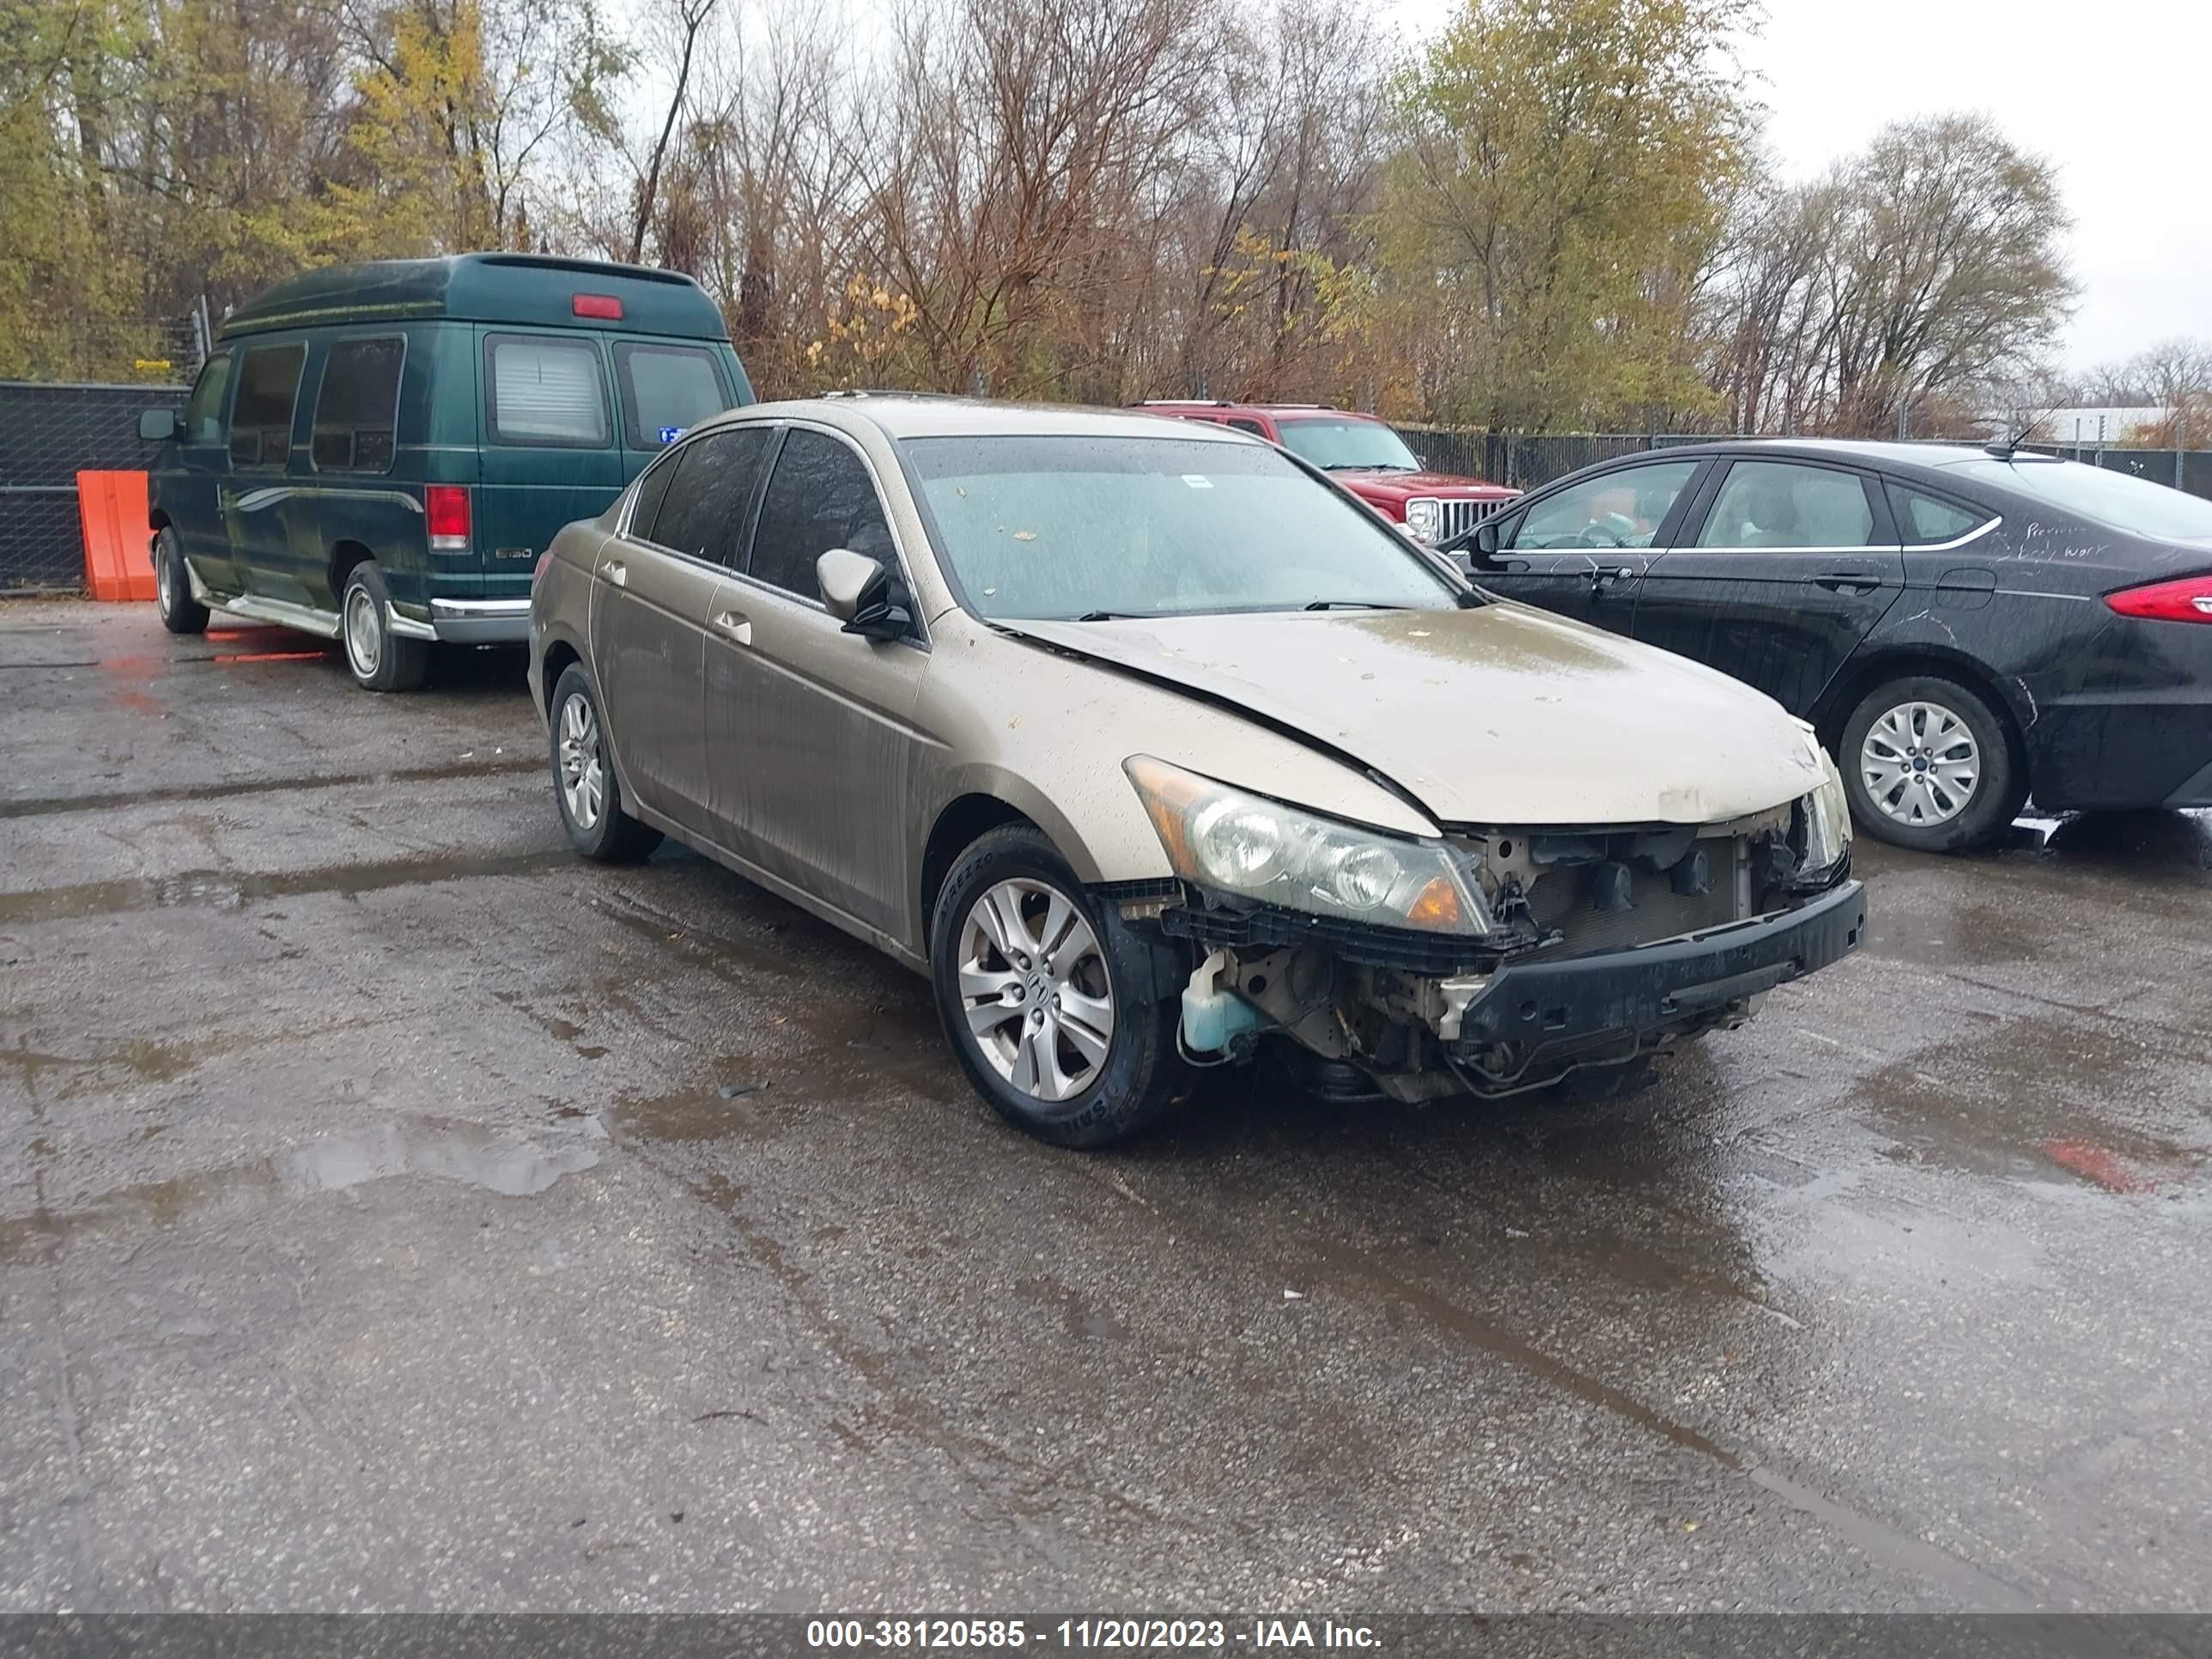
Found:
426,485 -> 471,552
2105,574 -> 2212,623
573,294 -> 623,320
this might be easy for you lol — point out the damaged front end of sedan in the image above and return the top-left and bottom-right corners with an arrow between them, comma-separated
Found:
1110,751 -> 1863,1103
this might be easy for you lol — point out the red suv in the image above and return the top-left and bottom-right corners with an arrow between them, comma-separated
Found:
1135,402 -> 1518,544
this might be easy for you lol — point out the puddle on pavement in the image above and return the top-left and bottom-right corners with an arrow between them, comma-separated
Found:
1850,1012 -> 2204,1193
1,1115 -> 602,1263
0,848 -> 573,924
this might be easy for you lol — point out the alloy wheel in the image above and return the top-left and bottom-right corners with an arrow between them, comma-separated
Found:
156,547 -> 177,617
558,691 -> 605,831
1860,700 -> 1979,826
956,878 -> 1115,1103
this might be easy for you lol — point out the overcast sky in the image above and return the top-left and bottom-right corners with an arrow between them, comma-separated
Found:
1386,0 -> 2211,372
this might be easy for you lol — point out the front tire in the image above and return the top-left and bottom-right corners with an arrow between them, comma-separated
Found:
153,527 -> 209,635
549,663 -> 662,864
341,562 -> 428,692
1840,673 -> 2023,852
930,824 -> 1189,1148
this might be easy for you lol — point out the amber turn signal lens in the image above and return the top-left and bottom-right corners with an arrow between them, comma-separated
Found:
1405,875 -> 1463,927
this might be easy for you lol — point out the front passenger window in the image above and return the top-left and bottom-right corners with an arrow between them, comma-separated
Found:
1512,462 -> 1698,550
1698,461 -> 1875,550
228,343 -> 305,469
183,353 -> 233,447
749,429 -> 896,599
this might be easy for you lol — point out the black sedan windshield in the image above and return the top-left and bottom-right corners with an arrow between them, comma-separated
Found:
903,434 -> 1457,622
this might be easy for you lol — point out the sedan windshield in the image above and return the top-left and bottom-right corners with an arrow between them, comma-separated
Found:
903,434 -> 1459,622
1954,458 -> 2212,543
1272,419 -> 1421,471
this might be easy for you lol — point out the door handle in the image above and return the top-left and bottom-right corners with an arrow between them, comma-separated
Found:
1589,565 -> 1637,594
714,610 -> 752,646
1813,570 -> 1881,594
603,560 -> 628,588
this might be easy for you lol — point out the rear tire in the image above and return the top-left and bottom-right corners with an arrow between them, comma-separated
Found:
341,561 -> 429,692
550,663 -> 662,864
1840,674 -> 2023,853
930,823 -> 1189,1148
153,527 -> 209,635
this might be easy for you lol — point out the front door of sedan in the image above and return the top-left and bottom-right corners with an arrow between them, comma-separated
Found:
1472,459 -> 1706,630
702,425 -> 930,942
589,425 -> 775,835
1632,457 -> 1906,717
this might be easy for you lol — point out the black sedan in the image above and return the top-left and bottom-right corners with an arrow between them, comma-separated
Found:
1447,439 -> 2212,851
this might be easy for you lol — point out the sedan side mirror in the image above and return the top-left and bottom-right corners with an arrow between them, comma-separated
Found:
1471,520 -> 1502,558
817,547 -> 911,641
139,408 -> 179,442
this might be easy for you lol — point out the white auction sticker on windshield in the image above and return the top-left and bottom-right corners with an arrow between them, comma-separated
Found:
1182,475 -> 1213,489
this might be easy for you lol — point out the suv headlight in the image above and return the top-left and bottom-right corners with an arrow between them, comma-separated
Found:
1403,497 -> 1442,544
1125,756 -> 1489,934
1802,749 -> 1851,876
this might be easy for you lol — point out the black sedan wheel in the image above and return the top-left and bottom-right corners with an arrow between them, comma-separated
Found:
1840,675 -> 2024,853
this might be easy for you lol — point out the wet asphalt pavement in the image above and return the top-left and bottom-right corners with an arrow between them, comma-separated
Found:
2,599 -> 2209,1614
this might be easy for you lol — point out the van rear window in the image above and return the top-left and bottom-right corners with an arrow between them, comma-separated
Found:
616,343 -> 728,449
485,335 -> 610,447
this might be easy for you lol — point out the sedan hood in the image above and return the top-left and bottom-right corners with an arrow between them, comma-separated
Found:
1003,605 -> 1826,828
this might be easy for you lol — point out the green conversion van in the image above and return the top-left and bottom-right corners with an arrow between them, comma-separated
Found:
138,252 -> 752,690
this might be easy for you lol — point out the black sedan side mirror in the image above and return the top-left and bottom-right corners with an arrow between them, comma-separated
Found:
817,547 -> 911,641
1471,520 -> 1502,557
138,408 -> 179,442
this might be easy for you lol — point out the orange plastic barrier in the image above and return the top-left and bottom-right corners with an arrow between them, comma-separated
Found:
77,471 -> 158,602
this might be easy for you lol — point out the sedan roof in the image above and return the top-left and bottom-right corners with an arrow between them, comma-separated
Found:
1630,436 -> 2023,475
737,395 -> 1257,444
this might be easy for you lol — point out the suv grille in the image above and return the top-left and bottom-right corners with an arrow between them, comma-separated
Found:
1433,497 -> 1513,544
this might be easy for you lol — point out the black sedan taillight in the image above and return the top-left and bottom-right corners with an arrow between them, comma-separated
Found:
2104,574 -> 2212,623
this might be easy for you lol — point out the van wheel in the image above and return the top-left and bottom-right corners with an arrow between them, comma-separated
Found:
930,824 -> 1189,1149
154,528 -> 209,635
1840,674 -> 2024,853
341,562 -> 428,692
550,663 -> 662,863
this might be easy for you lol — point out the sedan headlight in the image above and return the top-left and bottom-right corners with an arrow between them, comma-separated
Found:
1124,756 -> 1489,934
1402,497 -> 1442,544
1802,748 -> 1851,876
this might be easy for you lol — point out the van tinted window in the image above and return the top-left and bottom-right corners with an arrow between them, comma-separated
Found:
750,428 -> 895,598
616,343 -> 727,450
230,343 -> 305,468
485,334 -> 609,447
649,426 -> 775,565
312,337 -> 404,471
184,352 -> 232,446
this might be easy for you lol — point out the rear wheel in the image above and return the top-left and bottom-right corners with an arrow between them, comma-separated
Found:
1840,673 -> 2023,852
930,824 -> 1189,1148
153,527 -> 209,635
340,561 -> 428,692
550,663 -> 661,863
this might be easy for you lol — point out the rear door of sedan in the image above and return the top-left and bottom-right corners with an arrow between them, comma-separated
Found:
1631,455 -> 1906,717
701,423 -> 931,942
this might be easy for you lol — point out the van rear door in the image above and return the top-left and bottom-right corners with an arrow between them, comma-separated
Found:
475,328 -> 625,599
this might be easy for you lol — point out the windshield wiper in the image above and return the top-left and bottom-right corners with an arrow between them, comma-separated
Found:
1073,609 -> 1144,622
1303,599 -> 1407,611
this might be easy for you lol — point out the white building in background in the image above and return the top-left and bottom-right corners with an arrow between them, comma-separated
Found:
2032,406 -> 2172,446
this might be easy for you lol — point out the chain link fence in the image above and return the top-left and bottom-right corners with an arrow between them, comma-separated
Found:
0,382 -> 187,592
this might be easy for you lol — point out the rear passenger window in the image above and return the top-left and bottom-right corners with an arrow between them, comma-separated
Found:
1698,460 -> 1875,550
749,429 -> 896,599
1888,483 -> 1988,545
229,343 -> 305,468
311,337 -> 404,471
183,352 -> 233,446
616,343 -> 728,450
647,427 -> 775,565
485,334 -> 609,447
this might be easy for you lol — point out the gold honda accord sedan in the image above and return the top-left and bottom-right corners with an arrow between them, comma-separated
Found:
528,397 -> 1863,1146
